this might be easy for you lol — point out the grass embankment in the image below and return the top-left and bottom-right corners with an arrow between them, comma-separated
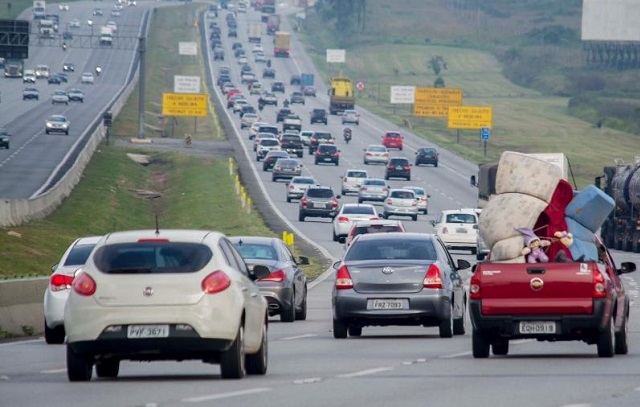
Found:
0,4 -> 327,281
298,1 -> 640,188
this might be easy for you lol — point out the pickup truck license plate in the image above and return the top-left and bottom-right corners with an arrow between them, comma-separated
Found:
519,321 -> 556,334
127,325 -> 169,339
368,299 -> 405,310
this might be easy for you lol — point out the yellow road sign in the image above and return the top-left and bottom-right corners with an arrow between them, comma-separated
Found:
162,93 -> 208,117
447,106 -> 493,129
413,87 -> 463,117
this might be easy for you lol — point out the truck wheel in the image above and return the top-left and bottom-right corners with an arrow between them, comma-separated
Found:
492,338 -> 509,356
333,319 -> 347,339
615,311 -> 629,355
597,315 -> 615,357
95,359 -> 120,378
472,330 -> 490,358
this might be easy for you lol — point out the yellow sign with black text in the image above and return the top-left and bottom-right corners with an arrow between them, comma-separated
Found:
447,106 -> 493,129
162,93 -> 208,117
413,87 -> 463,117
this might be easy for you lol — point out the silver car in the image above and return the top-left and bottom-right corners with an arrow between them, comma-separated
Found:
51,90 -> 69,105
357,178 -> 389,203
404,186 -> 430,214
285,176 -> 317,202
382,188 -> 419,221
331,232 -> 470,338
45,114 -> 70,135
230,236 -> 309,322
363,144 -> 389,165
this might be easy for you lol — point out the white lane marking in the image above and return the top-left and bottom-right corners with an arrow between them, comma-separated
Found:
440,351 -> 472,359
293,377 -> 322,384
182,388 -> 271,403
0,375 -> 9,380
0,338 -> 43,347
635,387 -> 640,392
559,405 -> 591,407
40,369 -> 66,374
337,367 -> 393,378
280,334 -> 317,341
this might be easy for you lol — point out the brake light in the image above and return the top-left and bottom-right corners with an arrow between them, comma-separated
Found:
332,199 -> 339,208
369,217 -> 379,220
260,269 -> 285,282
138,238 -> 170,243
424,264 -> 443,289
72,273 -> 96,296
382,187 -> 389,193
289,184 -> 295,190
470,272 -> 482,299
338,216 -> 350,222
366,152 -> 373,156
334,152 -> 340,156
593,267 -> 606,298
310,137 -> 316,142
404,166 -> 410,170
301,197 -> 308,207
50,274 -> 74,292
335,265 -> 353,289
387,164 -> 394,169
411,201 -> 417,207
361,186 -> 367,191
442,226 -> 449,234
202,270 -> 231,294
315,150 -> 320,156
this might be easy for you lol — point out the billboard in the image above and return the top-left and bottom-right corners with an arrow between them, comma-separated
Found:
413,87 -> 463,117
326,49 -> 345,63
162,93 -> 208,117
582,0 -> 640,41
390,86 -> 415,104
447,106 -> 493,130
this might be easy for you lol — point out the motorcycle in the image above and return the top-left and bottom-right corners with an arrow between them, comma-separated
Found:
95,66 -> 102,76
62,42 -> 68,51
343,128 -> 352,144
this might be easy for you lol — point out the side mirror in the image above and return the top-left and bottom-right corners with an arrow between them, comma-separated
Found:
457,259 -> 471,270
297,256 -> 310,265
619,262 -> 637,274
251,264 -> 271,280
336,195 -> 342,199
430,220 -> 436,227
427,194 -> 431,198
470,175 -> 477,187
332,260 -> 341,270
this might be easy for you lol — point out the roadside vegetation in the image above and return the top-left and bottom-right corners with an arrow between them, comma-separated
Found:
0,4 -> 328,281
300,0 -> 640,188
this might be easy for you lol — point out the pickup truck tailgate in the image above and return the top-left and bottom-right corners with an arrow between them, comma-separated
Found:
476,262 -> 597,315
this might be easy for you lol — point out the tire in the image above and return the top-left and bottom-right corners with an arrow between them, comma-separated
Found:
220,326 -> 246,379
280,295 -> 296,323
472,330 -> 490,358
491,339 -> 509,356
245,323 -> 268,375
67,344 -> 93,382
615,310 -> 629,355
438,305 -> 453,338
44,320 -> 65,344
471,247 -> 477,255
382,212 -> 388,219
332,230 -> 339,242
272,176 -> 277,182
95,359 -> 119,378
298,212 -> 305,222
597,315 -> 615,358
453,298 -> 466,335
348,326 -> 362,337
286,196 -> 291,203
434,162 -> 438,167
333,319 -> 348,339
406,176 -> 411,181
295,288 -> 307,321
412,215 -> 418,221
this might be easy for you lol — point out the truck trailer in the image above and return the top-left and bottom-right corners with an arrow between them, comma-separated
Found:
274,31 -> 290,57
266,14 -> 280,35
248,23 -> 261,43
328,77 -> 355,115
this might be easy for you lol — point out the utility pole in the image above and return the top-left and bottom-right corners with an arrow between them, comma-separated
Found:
137,35 -> 146,139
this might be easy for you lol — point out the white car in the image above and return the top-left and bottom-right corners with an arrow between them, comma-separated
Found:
404,186 -> 429,214
249,82 -> 263,95
382,188 -> 419,221
69,18 -> 81,29
252,44 -> 264,53
253,132 -> 276,151
43,236 -> 102,344
64,229 -> 270,381
256,138 -> 281,161
241,112 -> 259,129
343,219 -> 406,247
22,69 -> 36,83
299,130 -> 314,146
430,208 -> 480,254
285,176 -> 317,202
341,169 -> 368,195
233,99 -> 249,114
249,121 -> 268,139
341,109 -> 360,125
51,90 -> 69,105
45,114 -> 70,135
357,178 -> 389,203
81,72 -> 95,84
332,203 -> 379,242
59,3 -> 70,11
106,21 -> 118,32
363,144 -> 390,165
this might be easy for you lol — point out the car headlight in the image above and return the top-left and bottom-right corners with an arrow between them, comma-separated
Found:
46,123 -> 53,128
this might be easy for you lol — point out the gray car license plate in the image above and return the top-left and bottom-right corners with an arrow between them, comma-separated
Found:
367,299 -> 407,310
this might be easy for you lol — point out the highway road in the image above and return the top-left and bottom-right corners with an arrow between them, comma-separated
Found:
2,3 -> 640,407
0,1 -> 147,199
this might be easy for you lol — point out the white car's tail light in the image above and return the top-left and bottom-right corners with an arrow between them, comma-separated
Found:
337,216 -> 350,223
73,273 -> 97,296
423,264 -> 443,289
335,265 -> 353,289
201,270 -> 231,294
50,274 -> 74,292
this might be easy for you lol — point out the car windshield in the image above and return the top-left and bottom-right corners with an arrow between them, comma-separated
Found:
93,242 -> 212,273
368,146 -> 386,152
233,243 -> 277,260
346,239 -> 436,261
408,188 -> 425,196
307,189 -> 333,198
64,244 -> 97,266
347,171 -> 367,178
293,178 -> 315,185
343,206 -> 376,215
390,190 -> 414,199
262,139 -> 279,146
446,213 -> 477,224
354,224 -> 403,236
364,180 -> 386,186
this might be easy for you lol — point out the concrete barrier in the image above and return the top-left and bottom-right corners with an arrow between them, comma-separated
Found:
0,278 -> 48,336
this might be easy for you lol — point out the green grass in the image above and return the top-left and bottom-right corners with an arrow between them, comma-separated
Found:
299,2 -> 640,188
0,4 -> 328,282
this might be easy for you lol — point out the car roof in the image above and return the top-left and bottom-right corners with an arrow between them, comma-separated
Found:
229,236 -> 278,245
291,176 -> 316,182
352,219 -> 403,226
101,229 -> 225,244
74,235 -> 103,245
356,232 -> 433,242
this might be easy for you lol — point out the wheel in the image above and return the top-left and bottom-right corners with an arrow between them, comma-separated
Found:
348,326 -> 362,337
384,175 -> 389,180
434,162 -> 438,167
492,339 -> 509,356
245,323 -> 268,375
406,176 -> 411,181
46,130 -> 49,134
472,330 -> 490,358
44,320 -> 65,344
357,199 -> 363,204
298,213 -> 305,222
65,131 -> 69,135
314,159 -> 319,165
286,196 -> 291,203
382,212 -> 388,219
220,326 -> 246,379
335,160 -> 339,166
597,315 -> 615,357
364,160 -> 369,165
67,344 -> 93,381
272,176 -> 277,182
333,319 -> 348,339
332,230 -> 339,242
471,247 -> 477,255
615,310 -> 629,355
295,288 -> 307,321
95,359 -> 119,378
633,234 -> 640,253
453,298 -> 466,335
412,215 -> 418,221
438,305 -> 453,338
280,295 -> 296,323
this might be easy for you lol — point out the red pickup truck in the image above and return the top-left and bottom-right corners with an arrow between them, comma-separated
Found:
469,239 -> 636,358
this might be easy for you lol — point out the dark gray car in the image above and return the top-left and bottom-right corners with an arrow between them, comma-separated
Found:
230,236 -> 309,322
272,158 -> 302,182
298,185 -> 340,222
331,232 -> 470,338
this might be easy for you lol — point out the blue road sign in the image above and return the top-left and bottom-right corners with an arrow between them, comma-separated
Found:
481,127 -> 490,140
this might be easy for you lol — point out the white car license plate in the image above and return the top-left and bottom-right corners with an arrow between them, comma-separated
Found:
127,325 -> 170,339
456,227 -> 468,233
368,299 -> 405,310
518,321 -> 556,334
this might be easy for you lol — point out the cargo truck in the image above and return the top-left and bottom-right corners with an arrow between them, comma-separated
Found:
99,26 -> 114,46
4,59 -> 24,78
33,0 -> 46,20
266,14 -> 280,35
261,0 -> 275,21
38,19 -> 55,38
328,77 -> 355,115
274,31 -> 290,58
248,23 -> 261,43
301,73 -> 314,88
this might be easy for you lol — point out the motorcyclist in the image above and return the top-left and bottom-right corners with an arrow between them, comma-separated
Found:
343,127 -> 352,143
95,66 -> 102,76
283,98 -> 289,108
62,42 -> 68,51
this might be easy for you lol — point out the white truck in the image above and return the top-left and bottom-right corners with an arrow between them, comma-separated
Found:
248,22 -> 261,44
38,19 -> 55,38
33,0 -> 46,20
99,26 -> 114,46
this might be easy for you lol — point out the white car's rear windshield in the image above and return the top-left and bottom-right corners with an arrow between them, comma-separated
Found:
93,243 -> 212,274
